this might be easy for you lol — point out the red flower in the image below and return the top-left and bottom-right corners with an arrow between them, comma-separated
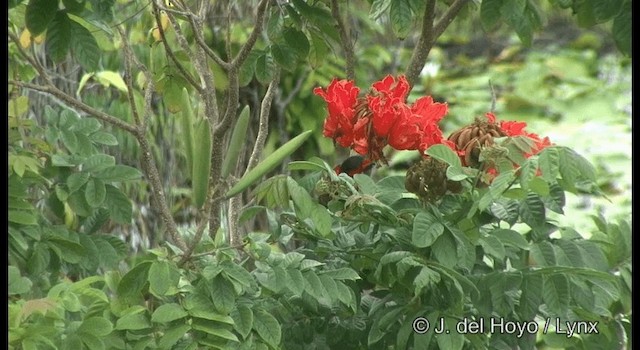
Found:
313,79 -> 360,148
315,74 -> 450,165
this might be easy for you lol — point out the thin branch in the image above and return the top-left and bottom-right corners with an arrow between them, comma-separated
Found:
137,133 -> 189,252
230,0 -> 269,68
228,195 -> 242,247
489,80 -> 497,112
245,71 -> 281,173
8,31 -> 52,85
331,0 -> 355,80
279,69 -> 308,108
10,81 -> 139,134
178,181 -> 216,264
404,0 -> 437,88
433,0 -> 469,40
151,2 -> 202,92
152,2 -> 192,17
118,27 -> 142,126
187,12 -> 230,69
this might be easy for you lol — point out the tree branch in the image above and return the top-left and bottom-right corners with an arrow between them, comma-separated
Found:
245,70 -> 281,173
8,31 -> 52,85
433,0 -> 469,39
187,12 -> 230,70
404,0 -> 437,88
230,0 -> 269,68
9,80 -> 139,135
151,2 -> 202,92
331,0 -> 355,80
118,27 -> 142,126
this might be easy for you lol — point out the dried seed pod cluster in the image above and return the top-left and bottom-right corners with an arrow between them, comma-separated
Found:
405,157 -> 462,203
448,117 -> 507,167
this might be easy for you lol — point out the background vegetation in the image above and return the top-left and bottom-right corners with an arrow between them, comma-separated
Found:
9,0 -> 630,349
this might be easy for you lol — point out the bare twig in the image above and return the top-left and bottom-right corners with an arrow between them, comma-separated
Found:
230,0 -> 269,68
10,81 -> 139,134
245,71 -> 280,173
433,0 -> 469,40
331,0 -> 355,80
404,0 -> 437,88
405,0 -> 468,88
8,31 -> 52,85
187,12 -> 230,69
151,2 -> 202,92
489,80 -> 497,112
118,27 -> 142,126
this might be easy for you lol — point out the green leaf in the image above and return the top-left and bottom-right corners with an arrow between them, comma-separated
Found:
414,266 -> 440,295
519,157 -> 538,190
445,165 -> 469,181
209,275 -> 236,314
489,199 -> 519,225
528,176 -> 549,196
88,0 -> 114,22
79,333 -> 104,350
303,270 -> 328,302
538,147 -> 559,182
542,274 -> 570,315
480,235 -> 506,261
82,154 -> 115,173
285,268 -> 305,297
253,309 -> 281,349
9,210 -> 38,225
222,106 -> 251,178
490,228 -> 529,250
502,0 -> 534,45
117,261 -> 152,299
158,325 -> 191,350
78,317 -> 113,337
390,0 -> 413,40
412,211 -> 444,248
104,185 -> 132,224
612,2 -> 631,56
436,317 -> 465,350
238,50 -> 259,87
530,241 -> 556,267
591,0 -> 623,23
47,237 -> 86,263
151,303 -> 188,323
307,29 -> 330,68
188,309 -> 234,324
26,0 -> 59,35
271,43 -> 298,71
192,320 -> 239,342
231,305 -> 253,340
85,178 -> 106,207
426,144 -> 462,167
255,52 -> 275,85
319,268 -> 361,281
45,11 -> 73,62
115,312 -> 151,331
148,261 -> 180,297
517,273 -> 543,320
481,0 -> 503,31
94,165 -> 142,182
370,0 -> 392,20
8,266 -> 32,295
432,233 -> 457,268
518,192 -> 545,231
90,131 -> 118,145
283,27 -> 310,59
226,130 -> 312,198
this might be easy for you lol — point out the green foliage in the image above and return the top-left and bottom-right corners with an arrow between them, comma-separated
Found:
9,1 -> 630,349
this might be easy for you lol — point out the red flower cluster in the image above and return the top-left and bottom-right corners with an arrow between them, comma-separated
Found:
485,112 -> 552,157
314,75 -> 452,164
